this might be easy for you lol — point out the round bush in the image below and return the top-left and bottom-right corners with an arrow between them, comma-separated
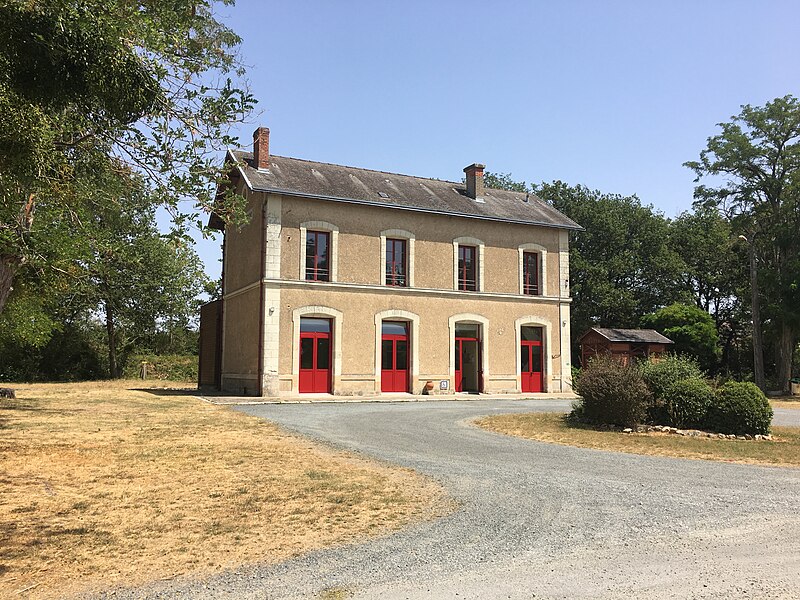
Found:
640,354 -> 704,399
706,381 -> 772,436
573,356 -> 650,428
663,377 -> 713,429
640,355 -> 704,424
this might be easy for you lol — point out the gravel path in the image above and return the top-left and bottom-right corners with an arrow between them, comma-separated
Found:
103,399 -> 800,599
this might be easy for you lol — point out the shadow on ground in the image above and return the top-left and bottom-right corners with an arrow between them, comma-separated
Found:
132,387 -> 201,397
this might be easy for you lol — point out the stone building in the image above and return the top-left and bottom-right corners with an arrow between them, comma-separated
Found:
198,127 -> 581,397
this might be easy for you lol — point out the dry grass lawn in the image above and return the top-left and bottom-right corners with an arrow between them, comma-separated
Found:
771,397 -> 800,410
0,381 -> 447,598
476,412 -> 800,468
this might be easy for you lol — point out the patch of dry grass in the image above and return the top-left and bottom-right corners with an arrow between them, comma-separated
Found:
0,381 -> 447,598
771,397 -> 800,410
476,412 -> 800,468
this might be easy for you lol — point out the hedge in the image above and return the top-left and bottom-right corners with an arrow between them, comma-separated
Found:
122,354 -> 198,382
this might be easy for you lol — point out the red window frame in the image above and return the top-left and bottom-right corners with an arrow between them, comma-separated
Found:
381,321 -> 409,392
298,318 -> 332,393
523,251 -> 539,295
455,334 -> 482,393
458,245 -> 478,291
520,326 -> 544,393
385,238 -> 407,287
305,230 -> 330,282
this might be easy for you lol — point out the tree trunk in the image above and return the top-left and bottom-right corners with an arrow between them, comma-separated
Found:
0,193 -> 35,314
776,325 -> 796,395
105,300 -> 119,379
749,246 -> 766,391
750,242 -> 765,391
0,256 -> 19,314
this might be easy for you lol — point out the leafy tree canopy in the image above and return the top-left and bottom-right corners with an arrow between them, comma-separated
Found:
641,302 -> 721,372
686,95 -> 800,391
0,0 -> 255,316
536,181 -> 684,342
484,171 -> 530,193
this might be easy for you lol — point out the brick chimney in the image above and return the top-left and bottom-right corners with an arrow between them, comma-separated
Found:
253,127 -> 270,170
463,163 -> 485,200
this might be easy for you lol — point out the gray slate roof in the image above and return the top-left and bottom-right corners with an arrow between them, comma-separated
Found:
230,150 -> 581,230
583,328 -> 674,344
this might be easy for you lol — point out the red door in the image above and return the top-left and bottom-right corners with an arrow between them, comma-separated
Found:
299,318 -> 331,393
455,336 -> 481,392
455,338 -> 465,392
520,326 -> 544,393
381,321 -> 409,392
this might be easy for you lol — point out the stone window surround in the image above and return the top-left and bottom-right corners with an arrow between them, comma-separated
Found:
448,313 -> 490,392
291,305 -> 343,393
373,309 -> 421,393
380,229 -> 415,287
518,243 -> 547,296
299,221 -> 339,282
514,315 -> 553,393
452,237 -> 485,292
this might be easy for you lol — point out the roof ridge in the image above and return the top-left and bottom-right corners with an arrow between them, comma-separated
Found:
230,149 -> 537,199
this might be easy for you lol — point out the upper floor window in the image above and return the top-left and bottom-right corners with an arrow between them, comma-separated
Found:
518,243 -> 547,296
522,251 -> 539,295
305,230 -> 330,281
300,221 -> 338,283
385,238 -> 407,287
453,237 -> 484,292
381,229 -> 415,287
458,245 -> 478,291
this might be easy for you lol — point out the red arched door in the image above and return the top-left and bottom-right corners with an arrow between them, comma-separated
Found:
381,321 -> 409,392
455,323 -> 482,393
299,318 -> 331,393
520,326 -> 544,393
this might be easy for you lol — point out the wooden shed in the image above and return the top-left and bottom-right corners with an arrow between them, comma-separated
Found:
579,328 -> 674,366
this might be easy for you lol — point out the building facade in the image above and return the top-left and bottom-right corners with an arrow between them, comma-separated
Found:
199,127 -> 581,397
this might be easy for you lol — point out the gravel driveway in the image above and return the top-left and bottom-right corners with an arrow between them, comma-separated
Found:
108,399 -> 800,599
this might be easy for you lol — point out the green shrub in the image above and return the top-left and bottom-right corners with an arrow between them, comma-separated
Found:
570,366 -> 582,389
706,381 -> 772,435
640,354 -> 704,398
122,354 -> 198,382
662,377 -> 714,429
640,355 -> 704,423
573,356 -> 650,427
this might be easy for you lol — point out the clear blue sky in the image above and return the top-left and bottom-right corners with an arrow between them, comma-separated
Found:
193,0 -> 800,279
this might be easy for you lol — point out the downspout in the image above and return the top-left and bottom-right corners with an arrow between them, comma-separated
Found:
558,300 -> 564,393
257,197 -> 267,397
216,236 -> 225,390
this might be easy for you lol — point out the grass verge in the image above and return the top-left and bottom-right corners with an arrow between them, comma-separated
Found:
0,381 -> 448,598
475,412 -> 800,468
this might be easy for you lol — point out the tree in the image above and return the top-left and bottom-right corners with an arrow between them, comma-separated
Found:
0,169 -> 208,380
484,175 -> 685,362
686,96 -> 800,392
641,303 -> 721,372
535,181 -> 684,354
75,174 -> 208,377
483,171 -> 530,193
669,208 -> 748,374
0,0 -> 254,316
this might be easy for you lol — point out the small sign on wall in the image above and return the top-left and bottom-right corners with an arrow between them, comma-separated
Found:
440,380 -> 449,390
